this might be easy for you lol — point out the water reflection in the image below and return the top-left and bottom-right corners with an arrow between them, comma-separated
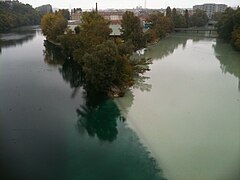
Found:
145,34 -> 201,60
42,39 -> 166,180
77,97 -> 125,142
214,39 -> 240,90
0,27 -> 37,53
43,40 -> 65,66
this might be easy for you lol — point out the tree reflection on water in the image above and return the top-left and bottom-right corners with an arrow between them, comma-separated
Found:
76,96 -> 125,142
43,41 -> 126,142
0,32 -> 36,54
214,39 -> 240,91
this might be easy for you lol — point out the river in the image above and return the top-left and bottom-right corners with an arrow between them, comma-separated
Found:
0,26 -> 239,180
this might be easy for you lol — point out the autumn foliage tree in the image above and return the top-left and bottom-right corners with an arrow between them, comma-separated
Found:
41,13 -> 67,41
146,12 -> 173,42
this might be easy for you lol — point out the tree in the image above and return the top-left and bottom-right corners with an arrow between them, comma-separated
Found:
216,8 -> 236,41
74,26 -> 80,34
166,6 -> 172,18
147,12 -> 173,40
56,9 -> 70,20
189,9 -> 208,27
79,11 -> 112,50
71,11 -> 112,65
0,2 -> 40,32
172,8 -> 187,28
232,27 -> 240,50
41,13 -> 67,41
216,7 -> 240,50
42,10 -> 150,97
212,12 -> 223,21
82,40 -> 132,95
121,11 -> 146,50
184,9 -> 189,27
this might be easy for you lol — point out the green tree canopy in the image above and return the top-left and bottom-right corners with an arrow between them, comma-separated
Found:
166,6 -> 172,18
184,9 -> 189,27
0,2 -> 40,32
83,40 -> 132,95
172,8 -> 187,28
121,11 -> 146,50
216,7 -> 240,50
189,9 -> 208,27
80,11 -> 112,49
56,9 -> 70,20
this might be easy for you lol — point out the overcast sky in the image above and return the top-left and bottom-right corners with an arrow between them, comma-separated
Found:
20,0 -> 239,9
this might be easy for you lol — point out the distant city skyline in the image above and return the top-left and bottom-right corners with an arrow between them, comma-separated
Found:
19,0 -> 239,9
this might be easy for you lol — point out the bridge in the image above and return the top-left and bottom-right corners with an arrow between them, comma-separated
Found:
173,27 -> 217,34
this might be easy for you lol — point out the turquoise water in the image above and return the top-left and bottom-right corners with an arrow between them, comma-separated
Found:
0,27 -> 239,180
0,27 -> 163,180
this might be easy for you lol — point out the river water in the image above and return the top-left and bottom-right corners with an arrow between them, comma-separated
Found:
0,27 -> 239,180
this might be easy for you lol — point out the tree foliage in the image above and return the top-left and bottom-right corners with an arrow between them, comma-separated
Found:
166,7 -> 172,18
41,11 -> 151,96
189,9 -> 208,27
173,14 -> 187,28
146,12 -> 173,42
80,11 -> 112,49
41,13 -> 67,41
0,2 -> 40,32
121,11 -> 146,50
83,40 -> 132,95
184,9 -> 189,27
56,9 -> 70,20
216,7 -> 240,50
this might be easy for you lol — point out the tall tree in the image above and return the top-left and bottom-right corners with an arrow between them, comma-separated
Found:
189,9 -> 208,27
147,12 -> 173,40
121,11 -> 146,50
216,7 -> 240,50
172,8 -> 187,28
215,8 -> 235,40
166,6 -> 172,18
56,9 -> 70,20
184,9 -> 189,27
80,11 -> 111,49
83,40 -> 132,95
72,11 -> 112,64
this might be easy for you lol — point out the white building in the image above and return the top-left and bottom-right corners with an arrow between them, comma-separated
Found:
193,3 -> 227,18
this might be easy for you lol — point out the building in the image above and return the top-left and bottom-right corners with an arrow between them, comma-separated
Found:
193,3 -> 227,18
99,11 -> 124,24
0,0 -> 19,2
36,4 -> 53,15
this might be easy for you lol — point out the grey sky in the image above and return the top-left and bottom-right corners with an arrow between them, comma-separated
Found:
20,0 -> 239,9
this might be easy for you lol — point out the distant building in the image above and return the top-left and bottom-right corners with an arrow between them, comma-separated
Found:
36,4 -> 53,15
99,11 -> 123,24
71,8 -> 82,21
0,0 -> 19,3
193,3 -> 227,18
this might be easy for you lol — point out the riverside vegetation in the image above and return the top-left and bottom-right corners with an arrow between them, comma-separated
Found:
40,8 -> 209,97
216,7 -> 240,50
0,1 -> 40,32
40,7 -> 239,97
41,11 -> 151,97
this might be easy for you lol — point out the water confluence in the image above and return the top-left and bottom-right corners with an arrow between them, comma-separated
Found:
0,27 -> 239,180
